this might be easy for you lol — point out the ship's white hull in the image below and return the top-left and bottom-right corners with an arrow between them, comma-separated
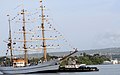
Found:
0,60 -> 59,74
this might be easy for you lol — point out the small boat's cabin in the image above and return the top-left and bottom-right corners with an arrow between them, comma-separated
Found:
13,58 -> 25,67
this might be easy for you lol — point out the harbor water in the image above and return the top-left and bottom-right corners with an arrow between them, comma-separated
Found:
0,64 -> 120,75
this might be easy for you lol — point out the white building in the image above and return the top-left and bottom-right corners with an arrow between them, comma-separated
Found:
111,59 -> 118,64
13,58 -> 25,67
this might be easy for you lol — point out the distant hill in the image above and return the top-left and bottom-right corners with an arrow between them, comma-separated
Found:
80,47 -> 120,55
26,47 -> 120,58
1,47 -> 120,59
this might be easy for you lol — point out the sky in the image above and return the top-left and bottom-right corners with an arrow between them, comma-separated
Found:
0,0 -> 120,56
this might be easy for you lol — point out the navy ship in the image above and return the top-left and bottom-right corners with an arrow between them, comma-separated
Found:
0,0 -> 77,74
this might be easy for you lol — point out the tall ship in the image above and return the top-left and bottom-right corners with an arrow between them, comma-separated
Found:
0,0 -> 77,74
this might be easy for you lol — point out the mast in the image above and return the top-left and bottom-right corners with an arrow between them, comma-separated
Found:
7,15 -> 13,65
40,0 -> 47,61
21,9 -> 28,66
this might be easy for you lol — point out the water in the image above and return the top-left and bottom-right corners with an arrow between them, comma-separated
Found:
0,64 -> 120,75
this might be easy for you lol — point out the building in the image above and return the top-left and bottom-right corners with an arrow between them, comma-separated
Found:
13,58 -> 25,67
111,59 -> 119,64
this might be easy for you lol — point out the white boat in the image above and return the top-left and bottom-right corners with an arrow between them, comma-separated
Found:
0,60 -> 59,74
65,64 -> 86,68
0,0 -> 77,74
